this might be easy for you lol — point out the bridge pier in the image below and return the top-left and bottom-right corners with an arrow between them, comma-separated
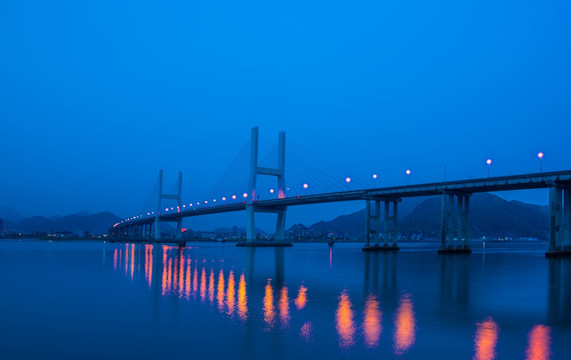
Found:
363,197 -> 399,252
546,185 -> 571,257
238,127 -> 292,247
438,193 -> 471,254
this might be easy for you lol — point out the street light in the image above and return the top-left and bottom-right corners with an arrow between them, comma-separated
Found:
406,169 -> 411,185
486,159 -> 492,178
538,152 -> 544,173
303,183 -> 308,195
373,173 -> 378,187
345,177 -> 351,190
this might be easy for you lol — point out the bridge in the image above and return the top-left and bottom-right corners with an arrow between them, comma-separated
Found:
110,127 -> 571,257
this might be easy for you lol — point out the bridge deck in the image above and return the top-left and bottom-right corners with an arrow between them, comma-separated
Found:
113,170 -> 571,230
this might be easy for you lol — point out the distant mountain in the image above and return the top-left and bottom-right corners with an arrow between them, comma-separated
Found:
400,193 -> 549,239
301,193 -> 549,240
4,212 -> 122,235
0,206 -> 25,222
306,197 -> 427,234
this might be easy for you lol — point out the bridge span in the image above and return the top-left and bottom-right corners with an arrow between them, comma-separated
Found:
110,127 -> 571,257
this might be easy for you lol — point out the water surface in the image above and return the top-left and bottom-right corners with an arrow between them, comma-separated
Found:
0,240 -> 569,359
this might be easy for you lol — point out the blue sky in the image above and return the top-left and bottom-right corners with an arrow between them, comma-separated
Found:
1,1 -> 570,230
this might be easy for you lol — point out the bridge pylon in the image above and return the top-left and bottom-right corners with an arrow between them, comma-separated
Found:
239,126 -> 291,247
155,170 -> 183,241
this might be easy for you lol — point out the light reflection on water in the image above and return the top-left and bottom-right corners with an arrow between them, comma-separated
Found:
335,290 -> 356,348
473,317 -> 500,360
3,241 -> 568,359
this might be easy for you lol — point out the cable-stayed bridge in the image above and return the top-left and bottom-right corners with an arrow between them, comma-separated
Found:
110,127 -> 571,257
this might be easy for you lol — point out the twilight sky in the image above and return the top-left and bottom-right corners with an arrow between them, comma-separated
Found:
1,0 -> 570,230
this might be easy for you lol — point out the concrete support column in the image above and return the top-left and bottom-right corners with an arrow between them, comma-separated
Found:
463,195 -> 470,249
246,205 -> 256,241
457,196 -> 464,248
365,200 -> 371,247
549,187 -> 563,252
392,201 -> 398,247
275,208 -> 286,240
447,194 -> 455,249
374,200 -> 381,246
440,195 -> 447,249
383,201 -> 390,247
564,189 -> 571,251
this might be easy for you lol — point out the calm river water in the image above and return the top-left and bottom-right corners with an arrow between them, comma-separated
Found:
0,240 -> 569,359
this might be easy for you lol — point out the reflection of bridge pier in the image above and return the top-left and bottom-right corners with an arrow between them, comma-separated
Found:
363,251 -> 398,302
363,197 -> 400,252
547,258 -> 571,325
439,254 -> 469,311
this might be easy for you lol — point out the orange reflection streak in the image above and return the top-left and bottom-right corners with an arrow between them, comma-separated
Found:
113,249 -> 118,270
279,286 -> 290,327
226,270 -> 236,315
184,259 -> 191,299
336,290 -> 355,348
193,264 -> 198,295
208,269 -> 215,304
263,280 -> 276,328
295,285 -> 308,310
526,324 -> 551,360
237,273 -> 248,321
329,248 -> 333,268
118,249 -> 122,271
178,253 -> 185,297
146,245 -> 153,288
217,269 -> 225,312
130,244 -> 135,280
300,322 -> 313,341
173,256 -> 179,292
200,267 -> 207,302
394,294 -> 416,355
124,244 -> 129,275
363,294 -> 382,348
473,317 -> 499,360
161,249 -> 167,295
166,258 -> 173,294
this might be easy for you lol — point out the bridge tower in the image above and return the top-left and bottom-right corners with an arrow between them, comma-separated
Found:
154,170 -> 183,241
242,126 -> 289,246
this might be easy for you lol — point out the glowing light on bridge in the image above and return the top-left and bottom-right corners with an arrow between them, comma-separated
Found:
394,293 -> 416,355
243,193 -> 248,198
538,152 -> 544,173
345,177 -> 351,183
303,183 -> 308,189
232,195 -> 237,200
486,159 -> 492,178
270,189 -> 274,194
525,324 -> 551,360
405,170 -> 411,186
473,317 -> 499,360
336,290 -> 355,348
222,197 -> 226,201
204,200 -> 208,204
213,199 -> 216,202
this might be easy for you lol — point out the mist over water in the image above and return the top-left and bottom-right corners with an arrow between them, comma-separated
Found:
0,240 -> 569,359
